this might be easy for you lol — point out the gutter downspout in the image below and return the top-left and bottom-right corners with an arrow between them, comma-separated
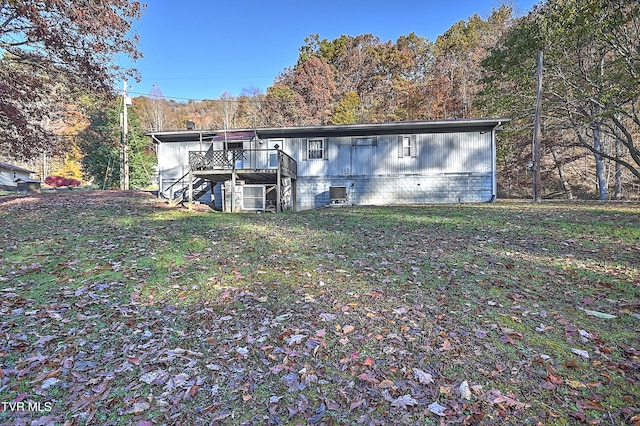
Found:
152,134 -> 163,198
491,122 -> 501,202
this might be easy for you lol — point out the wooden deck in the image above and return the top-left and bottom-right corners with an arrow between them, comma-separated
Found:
189,148 -> 297,183
187,148 -> 297,212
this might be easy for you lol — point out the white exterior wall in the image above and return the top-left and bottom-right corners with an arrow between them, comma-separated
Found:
0,167 -> 32,189
157,140 -> 210,196
272,131 -> 495,211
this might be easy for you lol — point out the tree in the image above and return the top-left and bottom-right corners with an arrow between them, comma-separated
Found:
291,56 -> 337,125
331,91 -> 361,124
260,84 -> 304,127
79,97 -> 155,189
0,0 -> 144,159
433,6 -> 513,119
481,0 -> 640,199
137,86 -> 169,132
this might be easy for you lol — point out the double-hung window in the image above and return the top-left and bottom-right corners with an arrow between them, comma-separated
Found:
307,139 -> 325,160
399,135 -> 416,158
402,136 -> 412,157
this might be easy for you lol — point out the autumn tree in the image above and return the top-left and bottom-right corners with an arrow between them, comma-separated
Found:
0,0 -> 144,159
137,86 -> 169,131
290,56 -> 337,125
432,6 -> 513,119
331,91 -> 361,124
481,0 -> 640,199
260,84 -> 304,127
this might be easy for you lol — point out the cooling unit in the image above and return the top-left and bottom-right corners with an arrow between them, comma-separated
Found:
329,186 -> 348,205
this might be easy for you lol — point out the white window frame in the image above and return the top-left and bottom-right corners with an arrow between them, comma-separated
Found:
402,136 -> 411,157
241,185 -> 266,211
307,138 -> 325,160
399,135 -> 417,158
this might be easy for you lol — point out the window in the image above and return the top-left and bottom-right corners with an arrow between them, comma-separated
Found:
352,137 -> 377,146
307,139 -> 324,160
399,135 -> 416,158
402,136 -> 411,157
242,185 -> 266,210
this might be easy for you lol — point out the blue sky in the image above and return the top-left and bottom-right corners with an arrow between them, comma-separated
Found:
122,0 -> 540,101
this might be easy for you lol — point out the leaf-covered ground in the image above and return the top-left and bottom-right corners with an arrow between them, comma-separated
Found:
1,191 -> 639,425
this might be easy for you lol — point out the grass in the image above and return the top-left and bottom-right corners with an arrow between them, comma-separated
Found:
0,190 -> 639,425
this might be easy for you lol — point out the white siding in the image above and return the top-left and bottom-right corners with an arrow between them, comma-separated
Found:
284,131 -> 494,210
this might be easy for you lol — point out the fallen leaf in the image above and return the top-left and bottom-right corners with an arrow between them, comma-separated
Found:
487,389 -> 530,409
414,369 -> 434,384
571,348 -> 589,358
440,339 -> 453,350
350,398 -> 364,409
287,334 -> 306,346
579,308 -> 617,319
41,378 -> 59,389
127,355 -> 141,366
428,401 -> 447,416
499,334 -> 515,345
357,372 -> 379,385
566,380 -> 587,389
319,313 -> 336,321
391,394 -> 418,409
459,380 -> 471,400
128,400 -> 150,414
342,325 -> 355,334
378,379 -> 395,389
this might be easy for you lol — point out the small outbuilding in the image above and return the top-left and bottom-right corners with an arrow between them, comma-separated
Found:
0,161 -> 38,192
15,177 -> 42,193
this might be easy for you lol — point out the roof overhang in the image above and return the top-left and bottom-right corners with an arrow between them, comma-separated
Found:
0,162 -> 35,174
147,119 -> 510,143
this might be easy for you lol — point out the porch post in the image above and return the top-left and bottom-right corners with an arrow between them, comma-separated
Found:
231,166 -> 237,213
276,151 -> 282,213
188,170 -> 193,211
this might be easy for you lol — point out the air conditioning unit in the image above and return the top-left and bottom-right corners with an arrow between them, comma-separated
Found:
329,186 -> 347,205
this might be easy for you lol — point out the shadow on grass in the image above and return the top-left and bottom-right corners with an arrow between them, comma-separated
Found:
1,192 -> 639,425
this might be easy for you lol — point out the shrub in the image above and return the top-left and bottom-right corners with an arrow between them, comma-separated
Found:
45,176 -> 81,189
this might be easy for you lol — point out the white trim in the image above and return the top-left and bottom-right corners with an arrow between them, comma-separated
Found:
307,138 -> 325,160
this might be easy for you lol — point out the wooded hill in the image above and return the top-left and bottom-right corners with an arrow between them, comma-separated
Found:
3,1 -> 639,199
133,1 -> 640,200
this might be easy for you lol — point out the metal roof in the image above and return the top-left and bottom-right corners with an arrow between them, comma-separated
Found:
0,161 -> 35,174
148,118 -> 510,143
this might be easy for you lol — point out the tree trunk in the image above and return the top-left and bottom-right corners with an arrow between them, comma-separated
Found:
593,124 -> 608,200
550,146 -> 574,199
614,139 -> 622,200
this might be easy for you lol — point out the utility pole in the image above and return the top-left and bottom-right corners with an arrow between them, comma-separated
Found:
121,80 -> 131,190
531,51 -> 543,203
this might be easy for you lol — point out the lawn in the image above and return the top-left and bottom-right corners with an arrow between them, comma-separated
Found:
1,191 -> 639,425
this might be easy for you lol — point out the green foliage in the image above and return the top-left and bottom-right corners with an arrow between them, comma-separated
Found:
331,91 -> 361,124
78,97 -> 156,189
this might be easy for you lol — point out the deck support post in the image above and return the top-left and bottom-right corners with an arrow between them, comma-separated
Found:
188,170 -> 193,211
231,167 -> 236,213
276,151 -> 282,213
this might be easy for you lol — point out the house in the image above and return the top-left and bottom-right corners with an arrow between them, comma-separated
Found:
148,118 -> 508,212
0,161 -> 38,192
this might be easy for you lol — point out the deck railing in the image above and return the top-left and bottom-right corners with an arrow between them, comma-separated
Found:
189,149 -> 297,177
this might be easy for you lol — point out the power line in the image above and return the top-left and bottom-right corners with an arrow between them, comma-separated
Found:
127,90 -> 267,104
